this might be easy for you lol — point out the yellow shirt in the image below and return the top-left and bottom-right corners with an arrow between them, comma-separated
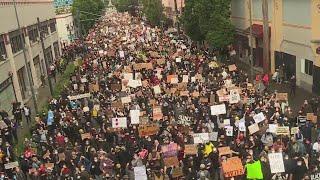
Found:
203,143 -> 214,157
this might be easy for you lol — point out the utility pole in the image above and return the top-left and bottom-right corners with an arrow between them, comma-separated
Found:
248,0 -> 254,80
13,0 -> 38,113
37,17 -> 54,96
174,0 -> 181,37
262,0 -> 270,73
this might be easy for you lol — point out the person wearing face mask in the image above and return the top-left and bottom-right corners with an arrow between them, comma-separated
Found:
292,158 -> 308,180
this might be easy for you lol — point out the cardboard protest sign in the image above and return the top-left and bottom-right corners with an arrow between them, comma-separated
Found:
219,95 -> 230,102
163,156 -> 179,167
123,73 -> 133,80
0,121 -> 8,129
210,104 -> 226,116
4,162 -> 19,169
291,127 -> 299,135
45,163 -> 54,169
153,107 -> 163,120
218,147 -> 232,156
248,123 -> 259,135
161,143 -> 178,158
268,153 -> 285,174
276,126 -> 290,135
182,75 -> 189,83
184,144 -> 198,155
68,93 -> 91,101
128,79 -> 142,88
121,96 -> 131,104
112,117 -> 127,128
130,110 -> 140,124
228,64 -> 237,72
138,124 -> 159,137
172,167 -> 183,178
134,166 -> 148,180
171,77 -> 179,84
193,133 -> 209,144
180,91 -> 189,96
276,93 -> 288,101
307,113 -> 318,123
144,63 -> 153,70
192,91 -> 200,97
229,90 -> 240,104
253,112 -> 266,124
81,133 -> 92,140
156,58 -> 166,65
221,157 -> 244,178
153,85 -> 161,94
268,124 -> 278,134
111,101 -> 124,109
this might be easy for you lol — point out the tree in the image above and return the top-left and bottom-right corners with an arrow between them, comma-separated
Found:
141,0 -> 165,27
72,0 -> 105,35
181,0 -> 235,49
114,0 -> 138,16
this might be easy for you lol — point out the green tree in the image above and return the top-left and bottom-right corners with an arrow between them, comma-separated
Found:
72,0 -> 105,35
141,0 -> 164,27
113,0 -> 138,16
181,0 -> 235,49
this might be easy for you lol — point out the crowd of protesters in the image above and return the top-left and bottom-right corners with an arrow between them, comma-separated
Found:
0,12 -> 319,180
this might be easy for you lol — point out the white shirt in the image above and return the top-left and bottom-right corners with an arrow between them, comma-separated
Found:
313,142 -> 320,152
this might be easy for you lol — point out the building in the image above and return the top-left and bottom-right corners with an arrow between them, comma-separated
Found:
231,0 -> 320,94
56,13 -> 75,47
162,0 -> 185,20
0,0 -> 61,112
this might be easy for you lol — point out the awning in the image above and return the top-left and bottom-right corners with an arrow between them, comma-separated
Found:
245,24 -> 270,38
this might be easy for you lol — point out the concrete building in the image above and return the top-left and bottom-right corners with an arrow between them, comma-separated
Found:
231,0 -> 320,94
0,0 -> 61,112
56,13 -> 75,47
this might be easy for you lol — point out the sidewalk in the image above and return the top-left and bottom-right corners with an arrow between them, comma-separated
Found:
235,59 -> 317,114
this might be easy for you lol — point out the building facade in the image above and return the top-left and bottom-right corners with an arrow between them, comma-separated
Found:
0,0 -> 61,112
162,0 -> 185,20
56,13 -> 75,47
231,0 -> 320,94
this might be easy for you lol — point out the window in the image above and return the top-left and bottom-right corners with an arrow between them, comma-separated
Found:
9,31 -> 24,54
28,25 -> 39,43
49,20 -> 56,33
305,59 -> 313,76
0,36 -> 7,61
40,21 -> 49,37
53,41 -> 60,58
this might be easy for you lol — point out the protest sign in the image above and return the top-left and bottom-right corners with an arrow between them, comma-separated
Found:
128,79 -> 142,88
307,113 -> 318,123
161,143 -> 178,158
130,110 -> 140,124
291,127 -> 299,135
192,91 -> 200,97
182,75 -> 189,83
219,95 -> 230,102
4,162 -> 19,169
221,157 -> 244,178
210,104 -> 226,116
153,85 -> 161,94
163,156 -> 179,167
112,117 -> 127,128
193,133 -> 209,144
0,121 -> 8,129
111,101 -> 124,109
218,147 -> 232,156
253,112 -> 266,124
119,50 -> 125,58
268,124 -> 278,134
156,58 -> 166,65
111,84 -> 122,91
175,57 -> 181,62
184,145 -> 198,155
171,77 -> 179,84
138,124 -> 159,137
276,126 -> 290,135
177,115 -> 191,126
248,123 -> 259,135
239,121 -> 246,132
172,167 -> 183,178
228,64 -> 237,72
81,133 -> 92,140
246,161 -> 264,179
45,163 -> 54,169
229,90 -> 240,104
276,93 -> 288,101
134,166 -> 147,180
209,132 -> 219,141
180,91 -> 189,96
68,93 -> 91,100
153,107 -> 163,120
121,96 -> 131,104
225,126 -> 233,136
268,153 -> 285,174
167,75 -> 177,83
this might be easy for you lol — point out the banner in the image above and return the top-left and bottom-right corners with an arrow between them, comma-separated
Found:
193,133 -> 209,144
221,157 -> 244,178
112,117 -> 127,128
268,153 -> 285,174
4,162 -> 19,169
134,166 -> 147,180
210,104 -> 226,116
130,110 -> 140,124
68,93 -> 91,100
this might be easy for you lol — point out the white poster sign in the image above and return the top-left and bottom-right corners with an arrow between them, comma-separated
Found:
268,153 -> 285,174
182,75 -> 189,83
239,121 -> 246,132
130,110 -> 140,124
68,93 -> 91,101
121,96 -> 131,104
210,104 -> 226,116
112,117 -> 127,128
128,79 -> 142,88
225,126 -> 233,136
209,132 -> 218,141
134,166 -> 148,180
119,50 -> 125,58
153,85 -> 161,94
229,90 -> 241,104
268,124 -> 278,134
253,112 -> 266,123
193,133 -> 209,144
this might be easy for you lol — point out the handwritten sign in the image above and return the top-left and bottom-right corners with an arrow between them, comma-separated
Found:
4,162 -> 19,169
134,166 -> 147,180
81,133 -> 92,140
210,104 -> 226,116
221,157 -> 244,177
184,145 -> 198,155
253,112 -> 266,124
162,143 -> 178,158
138,124 -> 159,137
248,123 -> 259,135
268,153 -> 285,173
172,167 -> 183,178
276,93 -> 288,101
193,133 -> 209,144
130,110 -> 140,124
276,126 -> 290,135
68,93 -> 91,100
218,146 -> 233,156
112,117 -> 127,128
163,156 -> 179,167
228,64 -> 237,72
